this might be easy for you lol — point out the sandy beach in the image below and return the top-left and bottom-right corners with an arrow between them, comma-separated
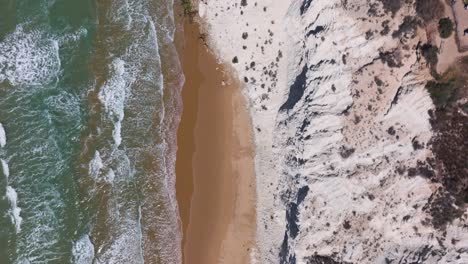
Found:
175,14 -> 256,264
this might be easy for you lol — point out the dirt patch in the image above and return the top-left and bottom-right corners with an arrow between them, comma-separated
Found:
452,0 -> 468,51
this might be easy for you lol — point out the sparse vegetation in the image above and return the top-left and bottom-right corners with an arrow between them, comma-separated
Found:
438,18 -> 454,39
425,56 -> 468,108
181,0 -> 191,13
343,220 -> 352,230
422,57 -> 468,229
378,0 -> 402,16
380,20 -> 390,36
416,0 -> 444,23
368,3 -> 379,17
425,81 -> 457,108
380,50 -> 402,67
420,43 -> 439,73
181,0 -> 196,19
392,16 -> 421,38
339,145 -> 355,158
424,191 -> 464,229
374,76 -> 383,86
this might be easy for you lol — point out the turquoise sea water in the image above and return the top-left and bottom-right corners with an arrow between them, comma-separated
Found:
0,0 -> 183,263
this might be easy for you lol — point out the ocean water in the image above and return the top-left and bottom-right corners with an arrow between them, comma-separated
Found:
0,0 -> 183,263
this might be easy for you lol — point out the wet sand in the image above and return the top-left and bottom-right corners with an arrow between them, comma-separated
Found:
175,15 -> 257,264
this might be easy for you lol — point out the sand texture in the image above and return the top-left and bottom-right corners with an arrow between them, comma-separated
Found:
176,17 -> 256,264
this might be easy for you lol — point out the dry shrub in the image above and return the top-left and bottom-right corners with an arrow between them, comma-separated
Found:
416,0 -> 445,22
379,0 -> 402,16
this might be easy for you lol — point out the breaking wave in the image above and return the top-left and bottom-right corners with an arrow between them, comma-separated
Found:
0,26 -> 60,87
0,123 -> 6,148
0,0 -> 183,263
72,235 -> 95,264
6,186 -> 22,233
1,158 -> 9,179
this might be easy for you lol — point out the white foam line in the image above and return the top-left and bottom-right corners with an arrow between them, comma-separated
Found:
89,151 -> 103,180
105,169 -> 115,183
97,58 -> 127,148
19,258 -> 31,264
51,39 -> 61,86
137,205 -> 144,264
113,120 -> 122,148
0,123 -> 6,148
1,159 -> 9,179
6,186 -> 22,233
72,234 -> 95,264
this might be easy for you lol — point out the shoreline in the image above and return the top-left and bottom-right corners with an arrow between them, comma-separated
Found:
175,10 -> 257,264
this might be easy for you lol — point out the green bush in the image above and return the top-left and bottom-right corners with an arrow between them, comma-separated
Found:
426,55 -> 468,109
425,80 -> 457,108
438,18 -> 454,38
421,44 -> 439,66
181,0 -> 193,15
421,44 -> 440,77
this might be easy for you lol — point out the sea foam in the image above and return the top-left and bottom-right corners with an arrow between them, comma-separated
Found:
72,235 -> 95,264
16,258 -> 31,264
1,159 -> 9,179
0,26 -> 60,86
98,59 -> 128,148
105,169 -> 115,183
0,123 -> 6,148
89,151 -> 103,180
113,120 -> 122,148
6,186 -> 22,233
